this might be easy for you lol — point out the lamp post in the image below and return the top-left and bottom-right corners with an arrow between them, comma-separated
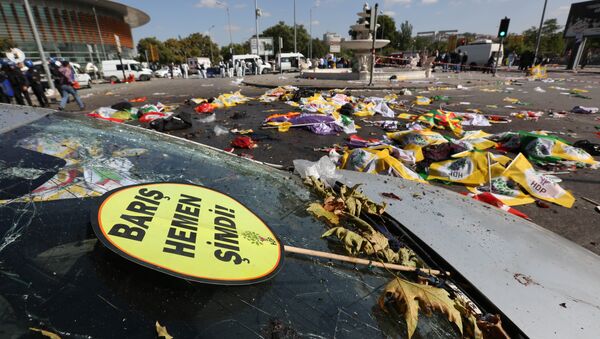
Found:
309,6 -> 314,59
255,0 -> 261,61
92,7 -> 107,60
216,1 -> 234,55
293,0 -> 297,53
208,25 -> 215,62
22,0 -> 55,92
532,0 -> 548,67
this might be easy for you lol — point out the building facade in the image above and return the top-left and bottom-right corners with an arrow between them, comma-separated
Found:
0,0 -> 149,64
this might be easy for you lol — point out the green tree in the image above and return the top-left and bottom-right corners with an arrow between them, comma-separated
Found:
376,15 -> 400,54
261,21 -> 311,55
0,37 -> 14,52
181,33 -> 220,63
397,20 -> 413,51
220,42 -> 250,61
311,38 -> 329,58
522,18 -> 565,57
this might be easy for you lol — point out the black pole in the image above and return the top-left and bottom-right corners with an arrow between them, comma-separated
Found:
368,3 -> 379,86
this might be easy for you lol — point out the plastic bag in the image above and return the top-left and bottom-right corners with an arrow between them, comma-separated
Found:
294,156 -> 342,187
213,125 -> 229,136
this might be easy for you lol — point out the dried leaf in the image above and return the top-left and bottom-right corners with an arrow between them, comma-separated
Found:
381,192 -> 402,200
454,298 -> 483,339
379,278 -> 463,338
307,203 -> 339,225
323,196 -> 346,215
156,321 -> 173,339
29,328 -> 61,339
476,314 -> 510,339
322,227 -> 373,256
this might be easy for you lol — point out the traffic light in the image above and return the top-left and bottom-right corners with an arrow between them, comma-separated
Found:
498,17 -> 510,38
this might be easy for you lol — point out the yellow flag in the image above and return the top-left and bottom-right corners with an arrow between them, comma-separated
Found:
428,151 -> 488,185
504,153 -> 574,208
277,122 -> 292,132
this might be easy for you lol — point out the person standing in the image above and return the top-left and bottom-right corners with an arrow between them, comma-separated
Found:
227,59 -> 234,77
168,63 -> 174,79
7,62 -> 32,106
181,62 -> 189,78
199,63 -> 207,79
58,60 -> 84,111
25,60 -> 48,107
0,61 -> 14,104
219,61 -> 225,78
508,52 -> 516,68
461,52 -> 468,72
581,50 -> 592,69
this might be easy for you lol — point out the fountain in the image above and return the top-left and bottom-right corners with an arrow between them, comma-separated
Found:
301,3 -> 426,82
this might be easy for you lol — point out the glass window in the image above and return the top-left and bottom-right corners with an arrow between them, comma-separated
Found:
129,63 -> 141,71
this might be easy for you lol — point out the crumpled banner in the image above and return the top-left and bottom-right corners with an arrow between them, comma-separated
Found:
466,163 -> 535,206
455,112 -> 491,127
386,130 -> 448,162
347,135 -> 383,149
418,109 -> 463,136
529,65 -> 547,79
463,192 -> 531,220
231,136 -> 257,149
452,130 -> 497,151
414,96 -> 431,105
258,85 -> 298,102
212,91 -> 251,108
427,150 -> 489,185
504,153 -> 575,208
87,107 -> 134,123
339,146 -> 425,183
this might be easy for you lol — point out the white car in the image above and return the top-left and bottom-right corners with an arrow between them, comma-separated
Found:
72,64 -> 92,88
154,67 -> 182,78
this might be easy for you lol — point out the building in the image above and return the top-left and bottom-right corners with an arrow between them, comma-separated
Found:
323,32 -> 342,45
0,0 -> 149,64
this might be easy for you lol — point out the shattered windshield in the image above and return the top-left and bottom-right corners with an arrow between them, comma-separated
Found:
0,113 -> 460,338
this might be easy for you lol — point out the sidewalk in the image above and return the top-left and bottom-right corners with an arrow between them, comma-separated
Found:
243,72 -> 512,90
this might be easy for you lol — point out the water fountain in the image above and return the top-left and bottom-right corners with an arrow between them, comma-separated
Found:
301,3 -> 426,82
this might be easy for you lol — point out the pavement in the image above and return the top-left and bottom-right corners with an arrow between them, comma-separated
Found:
58,70 -> 600,255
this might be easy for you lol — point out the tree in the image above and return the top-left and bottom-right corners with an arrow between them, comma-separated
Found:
504,34 -> 527,55
376,15 -> 401,54
0,37 -> 14,52
522,18 -> 565,57
397,20 -> 413,51
220,42 -> 250,61
311,38 -> 329,59
261,21 -> 311,55
181,33 -> 220,63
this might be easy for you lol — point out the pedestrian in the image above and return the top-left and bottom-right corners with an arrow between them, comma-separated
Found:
168,63 -> 174,79
181,62 -> 189,78
508,51 -> 517,68
442,52 -> 450,72
199,63 -> 207,79
581,50 -> 592,69
219,61 -> 225,78
483,55 -> 496,75
461,52 -> 468,72
6,61 -> 32,106
227,59 -> 234,77
0,61 -> 15,104
25,60 -> 48,107
58,60 -> 85,111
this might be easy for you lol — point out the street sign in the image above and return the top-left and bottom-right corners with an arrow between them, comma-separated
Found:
114,34 -> 122,54
329,44 -> 341,53
564,0 -> 600,38
250,37 -> 274,56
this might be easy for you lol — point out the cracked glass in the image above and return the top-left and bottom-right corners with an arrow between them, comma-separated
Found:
0,112 -> 459,338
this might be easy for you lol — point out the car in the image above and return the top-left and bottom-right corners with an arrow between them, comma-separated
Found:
101,60 -> 153,82
72,63 -> 92,88
154,67 -> 182,78
1,104 -> 599,338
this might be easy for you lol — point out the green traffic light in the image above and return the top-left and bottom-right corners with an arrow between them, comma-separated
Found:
500,32 -> 506,37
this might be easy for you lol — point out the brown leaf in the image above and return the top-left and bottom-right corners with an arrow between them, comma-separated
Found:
156,321 -> 173,339
29,328 -> 61,339
381,192 -> 402,200
476,315 -> 510,339
379,278 -> 463,338
323,196 -> 346,215
322,227 -> 374,256
454,298 -> 483,339
307,203 -> 340,225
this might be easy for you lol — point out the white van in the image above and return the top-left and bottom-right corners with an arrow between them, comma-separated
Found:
101,59 -> 153,82
187,57 -> 211,75
455,40 -> 504,66
232,54 -> 272,75
277,53 -> 306,72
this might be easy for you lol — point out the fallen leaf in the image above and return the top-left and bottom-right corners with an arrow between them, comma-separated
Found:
29,328 -> 61,339
323,196 -> 346,215
378,278 -> 463,338
476,314 -> 510,339
307,203 -> 339,225
381,192 -> 402,200
156,321 -> 173,339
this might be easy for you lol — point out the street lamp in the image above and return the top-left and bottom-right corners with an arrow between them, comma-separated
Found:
216,1 -> 234,56
309,6 -> 315,59
255,0 -> 262,61
293,0 -> 297,53
208,25 -> 215,62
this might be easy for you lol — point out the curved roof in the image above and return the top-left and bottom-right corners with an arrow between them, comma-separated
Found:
77,0 -> 150,28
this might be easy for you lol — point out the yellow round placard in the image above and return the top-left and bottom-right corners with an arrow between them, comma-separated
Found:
91,183 -> 283,285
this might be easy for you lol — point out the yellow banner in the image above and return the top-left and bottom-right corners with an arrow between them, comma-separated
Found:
92,183 -> 283,284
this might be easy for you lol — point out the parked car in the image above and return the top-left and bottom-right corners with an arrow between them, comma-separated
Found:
276,52 -> 306,72
101,59 -> 153,82
71,63 -> 92,88
154,67 -> 182,78
1,105 -> 599,338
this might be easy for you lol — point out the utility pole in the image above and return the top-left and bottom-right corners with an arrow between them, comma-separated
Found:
533,0 -> 548,67
217,1 -> 234,56
22,0 -> 55,92
293,0 -> 297,53
309,6 -> 313,59
255,0 -> 261,60
92,7 -> 107,60
368,3 -> 379,86
208,25 -> 215,62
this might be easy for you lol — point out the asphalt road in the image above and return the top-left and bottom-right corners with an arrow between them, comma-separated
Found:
65,70 -> 600,254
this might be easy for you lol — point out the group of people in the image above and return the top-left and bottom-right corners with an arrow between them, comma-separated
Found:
315,56 -> 350,69
0,58 -> 84,111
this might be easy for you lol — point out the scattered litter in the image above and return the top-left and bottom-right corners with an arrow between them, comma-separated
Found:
213,125 -> 229,136
572,106 -> 598,114
231,136 -> 257,149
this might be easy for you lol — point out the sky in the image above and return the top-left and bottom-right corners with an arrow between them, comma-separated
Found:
118,0 -> 576,47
